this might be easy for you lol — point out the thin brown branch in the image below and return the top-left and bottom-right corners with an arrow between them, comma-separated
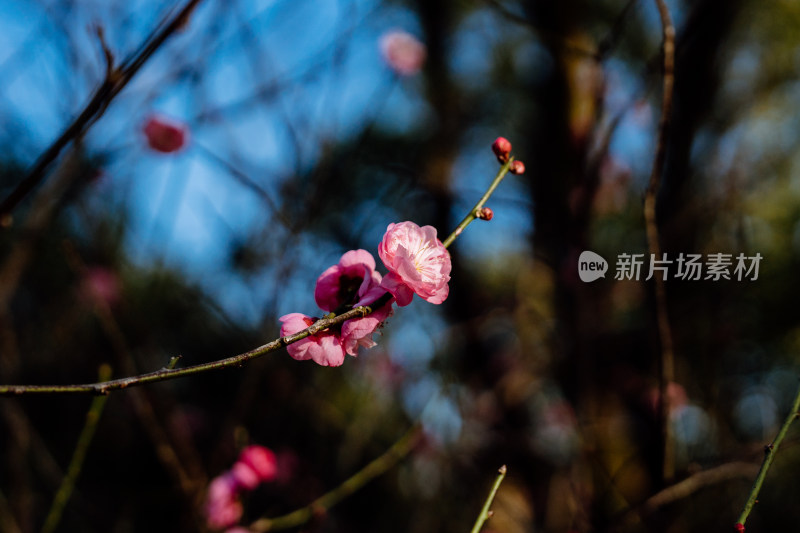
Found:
614,461 -> 759,528
0,0 -> 204,222
645,0 -> 676,483
0,302 -> 378,396
642,462 -> 758,515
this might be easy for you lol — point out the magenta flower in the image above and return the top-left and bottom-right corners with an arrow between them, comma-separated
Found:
314,249 -> 382,312
313,249 -> 394,356
279,313 -> 346,367
236,445 -> 278,486
205,474 -> 243,530
378,221 -> 451,306
143,114 -> 188,153
379,30 -> 426,76
341,287 -> 393,355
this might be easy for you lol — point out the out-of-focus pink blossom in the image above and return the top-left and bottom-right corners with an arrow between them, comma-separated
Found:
205,474 -> 243,530
645,381 -> 689,416
378,221 -> 451,306
224,528 -> 251,533
230,462 -> 260,491
279,313 -> 346,367
237,445 -> 278,484
379,30 -> 426,76
509,160 -> 525,175
82,267 -> 121,307
143,114 -> 188,153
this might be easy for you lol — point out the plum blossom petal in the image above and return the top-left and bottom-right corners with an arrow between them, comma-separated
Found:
378,221 -> 451,306
230,462 -> 260,491
377,271 -> 414,307
279,313 -> 346,367
314,249 -> 381,312
379,30 -> 426,76
238,445 -> 278,483
205,474 -> 243,530
341,286 -> 394,356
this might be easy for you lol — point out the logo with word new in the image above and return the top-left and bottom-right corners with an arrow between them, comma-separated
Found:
578,250 -> 608,282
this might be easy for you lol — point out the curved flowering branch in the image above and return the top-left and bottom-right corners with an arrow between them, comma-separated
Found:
0,140 -> 523,396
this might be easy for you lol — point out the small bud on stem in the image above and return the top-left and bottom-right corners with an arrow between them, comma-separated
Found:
492,137 -> 512,163
509,160 -> 525,175
477,207 -> 493,221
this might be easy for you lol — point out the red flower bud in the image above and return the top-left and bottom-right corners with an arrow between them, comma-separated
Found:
734,524 -> 745,533
478,207 -> 494,221
492,137 -> 512,163
509,160 -> 525,175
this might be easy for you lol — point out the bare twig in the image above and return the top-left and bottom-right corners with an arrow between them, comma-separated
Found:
641,462 -> 758,516
645,0 -> 676,483
0,0 -> 205,222
0,301 -> 381,396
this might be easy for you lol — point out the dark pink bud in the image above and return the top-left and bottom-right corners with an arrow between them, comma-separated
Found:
491,137 -> 512,163
734,524 -> 745,533
478,207 -> 493,221
143,114 -> 188,153
509,160 -> 525,175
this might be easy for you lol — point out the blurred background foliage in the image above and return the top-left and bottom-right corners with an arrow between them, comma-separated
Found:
1,0 -> 800,531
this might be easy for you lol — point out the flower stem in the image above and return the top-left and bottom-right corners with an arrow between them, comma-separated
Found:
442,158 -> 514,249
736,382 -> 800,527
470,465 -> 508,533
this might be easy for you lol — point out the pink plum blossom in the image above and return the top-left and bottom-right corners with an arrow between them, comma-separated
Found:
279,313 -> 346,367
340,288 -> 393,356
81,266 -> 121,307
379,30 -> 426,76
314,249 -> 382,312
237,445 -> 278,484
143,114 -> 188,153
230,461 -> 260,491
378,221 -> 451,306
313,250 -> 394,356
205,474 -> 243,530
